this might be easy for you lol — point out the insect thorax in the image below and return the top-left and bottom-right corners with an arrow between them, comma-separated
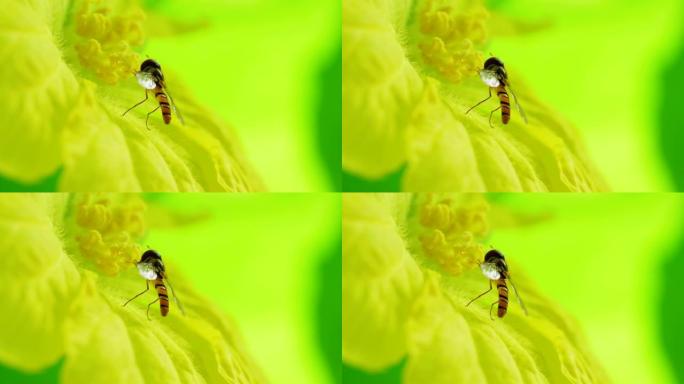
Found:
483,58 -> 507,85
140,250 -> 165,275
139,59 -> 164,85
484,249 -> 508,274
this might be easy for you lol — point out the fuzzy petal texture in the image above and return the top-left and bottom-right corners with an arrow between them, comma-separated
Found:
404,270 -> 608,384
342,193 -> 424,370
62,271 -> 264,384
342,0 -> 424,178
0,0 -> 79,182
403,79 -> 605,191
0,194 -> 79,371
59,79 -> 261,191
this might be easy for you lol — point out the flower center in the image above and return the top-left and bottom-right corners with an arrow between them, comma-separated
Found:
416,0 -> 488,84
74,0 -> 144,85
74,195 -> 145,276
417,195 -> 489,275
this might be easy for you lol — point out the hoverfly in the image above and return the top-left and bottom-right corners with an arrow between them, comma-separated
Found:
466,249 -> 528,319
123,249 -> 185,319
466,56 -> 527,127
122,59 -> 184,129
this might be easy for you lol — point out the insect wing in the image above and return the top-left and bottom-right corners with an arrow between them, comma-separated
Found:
506,273 -> 528,315
506,82 -> 528,124
163,274 -> 186,315
162,84 -> 185,125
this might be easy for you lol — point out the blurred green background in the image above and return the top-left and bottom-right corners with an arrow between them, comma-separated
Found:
0,193 -> 341,384
342,194 -> 684,383
145,0 -> 341,192
0,0 -> 341,192
343,0 -> 684,192
146,194 -> 340,384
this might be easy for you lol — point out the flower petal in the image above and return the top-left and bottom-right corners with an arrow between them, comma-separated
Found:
59,79 -> 264,191
342,193 -> 424,371
61,269 -> 266,383
403,77 -> 607,191
0,0 -> 80,182
403,79 -> 488,191
404,270 -> 609,383
0,193 -> 81,371
342,0 -> 424,178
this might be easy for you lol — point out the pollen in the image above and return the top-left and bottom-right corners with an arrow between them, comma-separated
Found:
416,0 -> 488,84
75,195 -> 145,276
74,0 -> 144,85
417,195 -> 489,276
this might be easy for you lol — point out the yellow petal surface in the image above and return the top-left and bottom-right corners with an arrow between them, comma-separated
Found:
342,0 -> 424,178
60,79 -> 263,191
404,269 -> 609,383
0,193 -> 81,371
403,79 -> 488,191
342,193 -> 424,371
62,270 -> 265,384
403,77 -> 607,191
0,0 -> 79,182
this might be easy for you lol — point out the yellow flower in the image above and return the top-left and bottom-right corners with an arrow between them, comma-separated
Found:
342,0 -> 607,191
0,193 -> 265,383
342,193 -> 609,382
0,0 -> 263,191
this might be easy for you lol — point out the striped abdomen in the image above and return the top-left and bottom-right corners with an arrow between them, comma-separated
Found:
155,277 -> 169,316
496,278 -> 509,318
496,85 -> 510,124
154,86 -> 171,124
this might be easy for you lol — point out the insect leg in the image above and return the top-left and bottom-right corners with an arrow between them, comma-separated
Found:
122,90 -> 149,117
489,106 -> 501,128
145,106 -> 160,130
146,298 -> 160,321
123,280 -> 149,307
466,280 -> 492,307
466,88 -> 492,115
489,301 -> 498,321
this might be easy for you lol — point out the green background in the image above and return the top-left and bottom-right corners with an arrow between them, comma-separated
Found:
145,0 -> 341,192
343,0 -> 684,192
0,193 -> 341,384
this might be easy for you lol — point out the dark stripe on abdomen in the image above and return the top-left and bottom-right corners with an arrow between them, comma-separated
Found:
497,279 -> 508,317
497,86 -> 510,124
154,87 -> 172,124
155,278 -> 170,316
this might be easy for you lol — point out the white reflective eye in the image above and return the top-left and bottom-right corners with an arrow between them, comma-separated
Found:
480,263 -> 500,280
136,262 -> 158,280
479,70 -> 500,87
136,72 -> 157,90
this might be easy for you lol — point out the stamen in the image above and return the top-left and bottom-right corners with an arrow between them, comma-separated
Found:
416,1 -> 488,84
74,195 -> 145,276
74,0 -> 144,84
417,195 -> 489,275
